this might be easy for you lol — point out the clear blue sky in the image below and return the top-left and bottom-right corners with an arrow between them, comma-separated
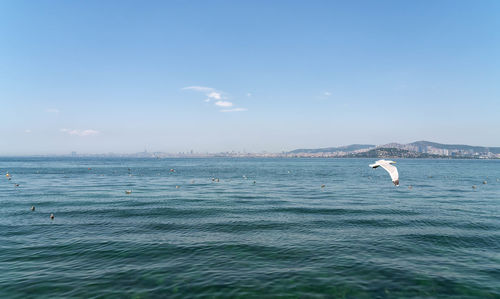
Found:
1,0 -> 499,155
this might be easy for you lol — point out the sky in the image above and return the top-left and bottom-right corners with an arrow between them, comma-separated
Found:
1,0 -> 499,155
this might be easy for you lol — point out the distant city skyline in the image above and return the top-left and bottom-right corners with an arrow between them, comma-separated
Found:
1,1 -> 499,155
3,140 -> 500,159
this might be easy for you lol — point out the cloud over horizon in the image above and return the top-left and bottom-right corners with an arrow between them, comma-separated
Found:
183,86 -> 222,102
183,85 -> 247,112
60,128 -> 100,136
214,100 -> 233,107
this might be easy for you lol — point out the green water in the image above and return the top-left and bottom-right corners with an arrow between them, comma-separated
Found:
1,158 -> 499,298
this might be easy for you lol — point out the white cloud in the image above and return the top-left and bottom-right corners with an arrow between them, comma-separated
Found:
207,91 -> 222,100
60,128 -> 100,136
183,86 -> 224,102
324,91 -> 332,96
220,108 -> 247,112
183,86 -> 247,112
214,100 -> 233,107
25,129 -> 32,133
182,86 -> 215,93
46,108 -> 60,113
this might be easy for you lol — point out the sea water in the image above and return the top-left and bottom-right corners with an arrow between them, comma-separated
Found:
1,158 -> 499,298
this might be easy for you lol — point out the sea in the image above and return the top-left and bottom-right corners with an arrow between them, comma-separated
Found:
0,157 -> 499,298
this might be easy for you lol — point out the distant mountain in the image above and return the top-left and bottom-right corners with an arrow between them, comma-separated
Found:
288,141 -> 500,158
288,144 -> 374,154
347,148 -> 442,158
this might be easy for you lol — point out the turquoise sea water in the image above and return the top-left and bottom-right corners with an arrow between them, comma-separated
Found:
1,158 -> 499,298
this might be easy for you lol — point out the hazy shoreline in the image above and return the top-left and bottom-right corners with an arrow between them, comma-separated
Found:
1,156 -> 499,160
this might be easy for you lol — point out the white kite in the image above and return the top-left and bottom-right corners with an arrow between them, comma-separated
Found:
369,159 -> 399,186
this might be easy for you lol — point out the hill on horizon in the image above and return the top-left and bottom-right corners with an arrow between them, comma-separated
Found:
289,141 -> 500,157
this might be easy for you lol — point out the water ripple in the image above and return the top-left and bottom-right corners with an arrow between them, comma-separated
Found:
1,157 -> 499,297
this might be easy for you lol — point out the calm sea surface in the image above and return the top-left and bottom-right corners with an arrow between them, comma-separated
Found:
1,158 -> 499,298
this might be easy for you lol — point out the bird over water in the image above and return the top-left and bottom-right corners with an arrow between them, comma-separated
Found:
369,159 -> 399,186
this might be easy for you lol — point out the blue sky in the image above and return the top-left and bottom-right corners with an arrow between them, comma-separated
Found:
1,0 -> 499,155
